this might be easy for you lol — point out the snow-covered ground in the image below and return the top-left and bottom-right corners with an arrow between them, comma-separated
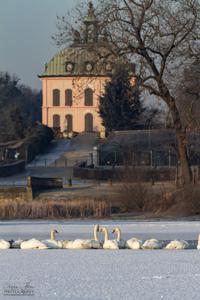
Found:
0,220 -> 200,299
27,139 -> 70,167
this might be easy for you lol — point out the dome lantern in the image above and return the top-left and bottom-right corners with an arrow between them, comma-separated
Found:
84,2 -> 99,44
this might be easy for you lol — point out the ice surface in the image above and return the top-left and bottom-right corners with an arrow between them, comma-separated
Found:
0,219 -> 200,241
0,250 -> 200,299
0,221 -> 200,299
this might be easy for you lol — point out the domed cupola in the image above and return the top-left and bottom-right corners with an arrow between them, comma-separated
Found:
39,2 -> 128,78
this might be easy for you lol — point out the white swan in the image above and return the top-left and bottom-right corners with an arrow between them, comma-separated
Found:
112,227 -> 125,249
197,234 -> 200,250
100,227 -> 119,250
126,237 -> 143,250
165,240 -> 189,250
42,229 -> 63,249
20,239 -> 48,250
142,239 -> 162,250
0,239 -> 10,249
63,224 -> 102,249
71,239 -> 93,249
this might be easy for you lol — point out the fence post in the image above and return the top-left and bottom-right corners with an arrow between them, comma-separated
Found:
168,149 -> 171,167
114,151 -> 117,165
175,165 -> 178,186
26,176 -> 33,201
150,150 -> 153,167
93,147 -> 99,167
68,178 -> 72,187
132,151 -> 135,166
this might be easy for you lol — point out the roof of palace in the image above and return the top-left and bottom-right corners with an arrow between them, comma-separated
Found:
39,2 -> 133,78
39,45 -> 126,78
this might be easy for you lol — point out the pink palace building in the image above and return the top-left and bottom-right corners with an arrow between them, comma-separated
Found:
39,2 -> 134,137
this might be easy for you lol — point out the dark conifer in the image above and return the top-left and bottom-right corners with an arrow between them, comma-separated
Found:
99,65 -> 143,132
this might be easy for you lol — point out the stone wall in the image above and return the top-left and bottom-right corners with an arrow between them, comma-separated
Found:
0,176 -> 64,201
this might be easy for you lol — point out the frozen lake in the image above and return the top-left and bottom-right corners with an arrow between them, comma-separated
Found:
0,220 -> 200,299
1,219 -> 200,241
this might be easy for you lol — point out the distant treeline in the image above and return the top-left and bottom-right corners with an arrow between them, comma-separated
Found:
0,72 -> 42,142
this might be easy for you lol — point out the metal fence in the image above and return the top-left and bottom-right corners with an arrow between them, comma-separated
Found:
99,149 -> 200,167
99,130 -> 200,167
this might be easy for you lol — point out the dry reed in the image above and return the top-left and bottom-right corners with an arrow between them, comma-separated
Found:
0,198 -> 111,220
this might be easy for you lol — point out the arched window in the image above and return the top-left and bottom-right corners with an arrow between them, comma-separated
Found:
53,114 -> 60,128
84,88 -> 93,106
53,89 -> 60,106
85,113 -> 93,132
65,115 -> 73,132
65,89 -> 73,106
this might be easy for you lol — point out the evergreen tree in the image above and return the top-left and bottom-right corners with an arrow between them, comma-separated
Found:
99,65 -> 143,132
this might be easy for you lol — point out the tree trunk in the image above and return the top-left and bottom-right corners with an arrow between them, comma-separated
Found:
176,130 -> 192,185
141,49 -> 192,185
161,85 -> 192,185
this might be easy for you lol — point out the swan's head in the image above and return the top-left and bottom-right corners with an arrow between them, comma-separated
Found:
112,227 -> 121,234
51,229 -> 59,234
100,227 -> 107,233
100,227 -> 104,233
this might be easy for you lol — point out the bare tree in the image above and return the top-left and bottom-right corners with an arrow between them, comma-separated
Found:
53,0 -> 200,184
176,59 -> 200,130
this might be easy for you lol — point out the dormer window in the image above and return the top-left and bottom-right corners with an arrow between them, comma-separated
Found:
85,62 -> 93,72
66,62 -> 74,73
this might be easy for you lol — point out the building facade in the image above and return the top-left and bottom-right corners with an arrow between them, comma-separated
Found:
39,2 -> 134,136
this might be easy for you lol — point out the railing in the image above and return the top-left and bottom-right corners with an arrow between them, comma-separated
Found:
99,149 -> 200,167
27,158 -> 70,168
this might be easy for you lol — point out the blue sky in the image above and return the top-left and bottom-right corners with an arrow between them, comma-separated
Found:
0,0 -> 83,89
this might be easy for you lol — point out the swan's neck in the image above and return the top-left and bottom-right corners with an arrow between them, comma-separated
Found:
198,234 -> 200,245
116,229 -> 121,241
104,228 -> 109,242
93,225 -> 98,241
50,231 -> 55,240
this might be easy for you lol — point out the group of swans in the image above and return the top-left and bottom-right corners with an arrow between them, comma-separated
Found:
98,227 -> 189,250
0,225 -> 102,250
0,225 -> 197,250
